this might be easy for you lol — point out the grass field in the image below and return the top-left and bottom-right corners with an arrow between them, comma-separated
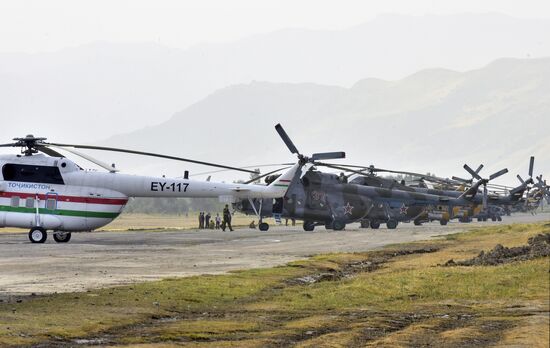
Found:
0,222 -> 548,347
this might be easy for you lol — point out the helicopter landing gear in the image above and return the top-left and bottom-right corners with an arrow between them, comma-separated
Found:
303,221 -> 315,231
439,219 -> 448,226
369,220 -> 380,229
332,220 -> 346,231
413,219 -> 422,226
29,227 -> 47,243
386,219 -> 398,229
53,232 -> 72,243
497,216 -> 502,221
259,222 -> 269,231
360,220 -> 370,228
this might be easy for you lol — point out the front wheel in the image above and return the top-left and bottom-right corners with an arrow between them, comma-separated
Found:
29,228 -> 47,243
53,232 -> 72,243
303,221 -> 315,232
258,222 -> 269,231
370,220 -> 380,229
360,220 -> 370,228
440,219 -> 448,226
386,219 -> 398,229
332,220 -> 346,231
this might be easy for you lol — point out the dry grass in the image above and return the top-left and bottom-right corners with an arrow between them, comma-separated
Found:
0,221 -> 548,347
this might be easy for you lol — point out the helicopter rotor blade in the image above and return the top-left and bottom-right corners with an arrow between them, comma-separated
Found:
517,175 -> 525,185
464,164 -> 482,180
489,168 -> 508,181
242,167 -> 291,185
315,162 -> 370,177
46,142 -> 258,174
48,145 -> 120,172
474,164 -> 484,174
451,176 -> 472,184
274,123 -> 299,155
190,163 -> 294,177
528,156 -> 535,177
311,152 -> 346,161
35,145 -> 66,158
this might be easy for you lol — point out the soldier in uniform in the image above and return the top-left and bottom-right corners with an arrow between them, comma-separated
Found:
222,204 -> 233,231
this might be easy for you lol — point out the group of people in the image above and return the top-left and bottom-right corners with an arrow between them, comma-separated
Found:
198,205 -> 233,231
198,211 -> 219,229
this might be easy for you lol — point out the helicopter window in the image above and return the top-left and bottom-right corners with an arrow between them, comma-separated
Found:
61,162 -> 67,168
46,199 -> 57,210
25,197 -> 35,208
10,196 -> 20,207
2,164 -> 65,185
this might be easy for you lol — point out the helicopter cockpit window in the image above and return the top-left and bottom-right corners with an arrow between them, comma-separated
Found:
2,164 -> 65,185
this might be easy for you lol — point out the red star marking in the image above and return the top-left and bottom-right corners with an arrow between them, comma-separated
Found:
400,203 -> 409,215
343,202 -> 354,215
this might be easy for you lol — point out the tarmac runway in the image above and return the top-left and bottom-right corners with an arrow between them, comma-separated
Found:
0,213 -> 548,298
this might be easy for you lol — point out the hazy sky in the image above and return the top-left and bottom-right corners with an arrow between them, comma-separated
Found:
2,0 -> 550,53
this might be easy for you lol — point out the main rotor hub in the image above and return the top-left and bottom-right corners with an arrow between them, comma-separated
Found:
12,135 -> 48,156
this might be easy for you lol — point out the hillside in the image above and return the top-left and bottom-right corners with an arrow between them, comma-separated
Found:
100,57 -> 550,186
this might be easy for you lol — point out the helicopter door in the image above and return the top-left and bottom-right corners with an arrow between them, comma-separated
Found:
272,198 -> 283,214
44,192 -> 58,212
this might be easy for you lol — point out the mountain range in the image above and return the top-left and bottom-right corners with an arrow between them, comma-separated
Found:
100,57 -> 550,186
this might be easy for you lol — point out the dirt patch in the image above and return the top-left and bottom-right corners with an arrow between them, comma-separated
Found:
287,246 -> 439,285
443,233 -> 550,266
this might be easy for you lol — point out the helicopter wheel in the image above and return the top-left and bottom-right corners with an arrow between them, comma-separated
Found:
303,221 -> 315,232
497,216 -> 502,222
360,220 -> 370,228
413,219 -> 422,226
491,216 -> 497,222
369,220 -> 380,229
386,219 -> 398,229
29,227 -> 47,244
258,222 -> 269,231
332,220 -> 346,231
439,219 -> 448,226
53,232 -> 72,243
477,217 -> 483,222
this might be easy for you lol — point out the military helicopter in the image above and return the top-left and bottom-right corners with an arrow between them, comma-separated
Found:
0,135 -> 301,243
338,157 -> 534,226
235,125 -> 500,231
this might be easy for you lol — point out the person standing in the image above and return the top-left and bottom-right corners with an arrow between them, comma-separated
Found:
205,212 -> 211,229
222,204 -> 233,232
215,214 -> 221,229
198,212 -> 204,229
